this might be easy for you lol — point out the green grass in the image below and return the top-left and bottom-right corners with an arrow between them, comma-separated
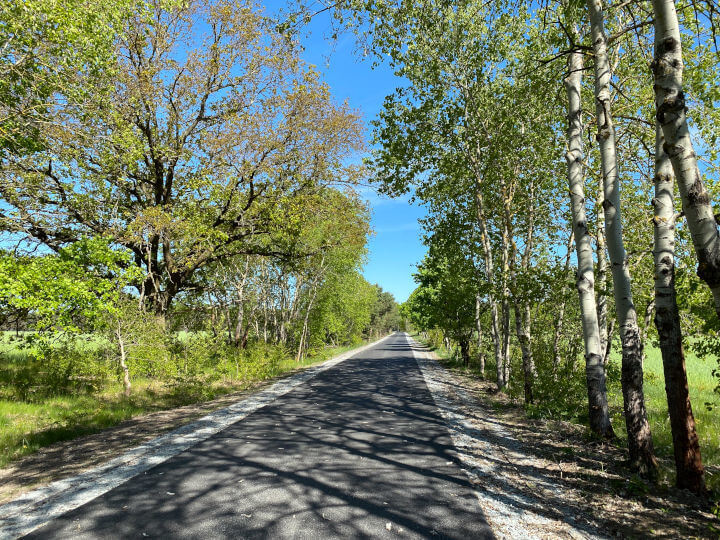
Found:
0,386 -> 151,467
608,344 -> 719,472
416,331 -> 720,485
0,338 -> 367,469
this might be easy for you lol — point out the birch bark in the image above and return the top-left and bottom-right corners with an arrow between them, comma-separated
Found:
500,179 -> 515,387
596,187 -> 610,362
475,292 -> 486,377
514,301 -> 535,404
652,0 -> 720,317
232,257 -> 251,347
116,323 -> 131,397
587,0 -> 656,474
475,180 -> 505,389
564,47 -> 614,438
513,179 -> 537,404
653,122 -> 705,493
296,255 -> 325,362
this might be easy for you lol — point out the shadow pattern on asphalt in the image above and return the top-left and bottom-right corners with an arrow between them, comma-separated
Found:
26,334 -> 491,539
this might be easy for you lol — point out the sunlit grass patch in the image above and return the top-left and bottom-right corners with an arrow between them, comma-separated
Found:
608,344 -> 719,479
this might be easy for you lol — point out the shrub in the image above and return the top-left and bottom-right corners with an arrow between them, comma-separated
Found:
17,336 -> 112,399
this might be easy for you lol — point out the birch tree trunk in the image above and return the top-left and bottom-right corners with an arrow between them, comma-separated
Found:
605,318 -> 615,366
640,300 -> 656,361
475,180 -> 505,389
514,301 -> 536,404
475,292 -> 486,377
296,290 -> 316,363
501,187 -> 513,387
653,122 -> 705,493
596,187 -> 610,361
502,294 -> 511,386
514,179 -> 537,404
116,322 -> 131,397
652,0 -> 720,317
587,0 -> 656,475
564,47 -> 614,438
491,300 -> 504,387
296,256 -> 325,363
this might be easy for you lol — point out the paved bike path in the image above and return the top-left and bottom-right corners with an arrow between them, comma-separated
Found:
26,334 -> 491,539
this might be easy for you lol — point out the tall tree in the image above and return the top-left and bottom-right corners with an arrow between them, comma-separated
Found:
652,123 -> 705,493
1,0 -> 364,315
564,45 -> 615,438
651,0 -> 720,319
586,0 -> 656,474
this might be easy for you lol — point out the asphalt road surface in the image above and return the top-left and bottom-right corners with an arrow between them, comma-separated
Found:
26,333 -> 491,539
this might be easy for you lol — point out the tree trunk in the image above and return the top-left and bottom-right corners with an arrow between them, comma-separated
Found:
653,122 -> 706,493
564,46 -> 614,438
502,295 -> 511,385
116,323 -> 131,397
233,304 -> 245,346
652,0 -> 720,317
514,301 -> 536,404
296,288 -> 317,363
605,318 -> 615,366
596,186 -> 610,359
475,292 -> 486,377
232,257 -> 250,347
225,306 -> 233,343
491,300 -> 504,387
296,256 -> 325,363
501,222 -> 512,386
587,0 -> 656,475
459,337 -> 471,367
474,180 -> 504,389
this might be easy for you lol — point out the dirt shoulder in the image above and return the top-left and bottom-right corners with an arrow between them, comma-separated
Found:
434,357 -> 718,539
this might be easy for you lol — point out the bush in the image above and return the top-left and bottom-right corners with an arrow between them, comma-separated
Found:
524,344 -> 622,424
10,335 -> 112,400
239,343 -> 286,380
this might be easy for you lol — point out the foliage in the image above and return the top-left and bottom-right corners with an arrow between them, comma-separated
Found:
309,271 -> 377,347
1,0 -> 365,314
367,285 -> 401,337
0,238 -> 139,332
0,0 -> 145,154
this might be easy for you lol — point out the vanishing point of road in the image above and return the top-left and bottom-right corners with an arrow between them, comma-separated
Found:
24,333 -> 491,539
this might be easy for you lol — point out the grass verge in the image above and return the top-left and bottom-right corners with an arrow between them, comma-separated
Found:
607,344 -> 719,486
0,341 -> 366,469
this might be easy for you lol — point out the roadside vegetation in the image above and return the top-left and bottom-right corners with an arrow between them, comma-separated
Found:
332,0 -> 720,499
0,0 -> 402,468
424,330 -> 719,484
423,334 -> 715,538
0,334 -> 382,468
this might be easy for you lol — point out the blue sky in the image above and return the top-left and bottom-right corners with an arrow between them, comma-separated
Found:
266,3 -> 426,303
